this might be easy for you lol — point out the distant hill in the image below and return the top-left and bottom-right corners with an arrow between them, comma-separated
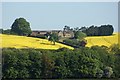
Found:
85,33 -> 119,47
0,34 -> 74,50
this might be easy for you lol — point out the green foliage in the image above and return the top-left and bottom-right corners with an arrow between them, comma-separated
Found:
53,54 -> 69,78
63,25 -> 73,31
84,24 -> 114,36
0,29 -> 11,34
109,44 -> 120,78
63,39 -> 87,47
91,46 -> 115,67
114,54 -> 120,78
28,50 -> 42,78
103,66 -> 113,78
96,69 -> 103,78
11,18 -> 32,36
2,48 -> 30,78
3,29 -> 11,34
72,24 -> 114,36
109,44 -> 120,54
74,31 -> 86,40
99,25 -> 114,36
0,29 -> 3,34
48,33 -> 59,45
2,45 -> 120,79
41,53 -> 54,79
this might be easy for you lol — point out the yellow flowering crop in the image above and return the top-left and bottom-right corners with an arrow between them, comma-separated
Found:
0,34 -> 74,50
85,33 -> 119,47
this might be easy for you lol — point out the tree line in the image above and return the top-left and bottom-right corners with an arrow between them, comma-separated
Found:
64,24 -> 114,36
2,44 -> 120,79
81,25 -> 114,36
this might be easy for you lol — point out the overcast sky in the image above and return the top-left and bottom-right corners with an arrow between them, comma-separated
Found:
2,2 -> 118,32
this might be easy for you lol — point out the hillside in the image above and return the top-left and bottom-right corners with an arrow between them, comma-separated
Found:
85,33 -> 119,47
0,34 -> 74,50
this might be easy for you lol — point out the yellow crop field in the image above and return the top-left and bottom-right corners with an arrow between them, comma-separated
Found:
85,33 -> 119,47
0,34 -> 74,50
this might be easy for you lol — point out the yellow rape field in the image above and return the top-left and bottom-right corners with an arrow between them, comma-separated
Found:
0,34 -> 74,50
85,33 -> 119,47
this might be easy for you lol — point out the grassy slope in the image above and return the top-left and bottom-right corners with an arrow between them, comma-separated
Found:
85,33 -> 119,47
0,34 -> 74,50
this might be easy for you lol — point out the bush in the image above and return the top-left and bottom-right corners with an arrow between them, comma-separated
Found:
2,46 -> 119,79
74,31 -> 87,40
63,39 -> 87,48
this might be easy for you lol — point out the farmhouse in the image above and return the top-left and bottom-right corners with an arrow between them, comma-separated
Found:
63,31 -> 74,38
31,30 -> 74,38
31,31 -> 47,36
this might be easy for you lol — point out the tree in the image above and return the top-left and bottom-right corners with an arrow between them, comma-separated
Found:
80,24 -> 114,36
86,25 -> 95,36
79,26 -> 87,33
73,27 -> 79,32
74,31 -> 86,40
63,25 -> 71,31
48,33 -> 59,45
3,29 -> 11,34
0,29 -> 11,34
0,29 -> 3,34
11,18 -> 32,36
99,25 -> 114,36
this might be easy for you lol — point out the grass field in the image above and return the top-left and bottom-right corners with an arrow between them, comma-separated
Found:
85,33 -> 119,47
0,34 -> 74,50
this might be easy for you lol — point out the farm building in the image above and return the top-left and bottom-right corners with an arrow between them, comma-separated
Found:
30,30 -> 74,38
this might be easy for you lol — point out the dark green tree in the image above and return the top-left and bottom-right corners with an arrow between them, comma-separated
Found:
48,33 -> 59,45
3,29 -> 11,34
99,25 -> 114,36
86,25 -> 95,36
11,18 -> 32,36
0,29 -> 3,34
63,25 -> 71,31
81,24 -> 114,36
79,26 -> 87,33
74,31 -> 86,40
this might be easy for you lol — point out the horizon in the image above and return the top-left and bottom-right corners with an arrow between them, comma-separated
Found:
2,2 -> 118,32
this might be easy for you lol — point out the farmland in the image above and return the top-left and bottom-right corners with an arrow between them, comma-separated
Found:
0,34 -> 74,50
85,33 -> 119,47
0,33 -> 119,49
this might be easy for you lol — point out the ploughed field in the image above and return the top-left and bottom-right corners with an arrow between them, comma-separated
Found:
85,33 -> 119,47
0,34 -> 74,50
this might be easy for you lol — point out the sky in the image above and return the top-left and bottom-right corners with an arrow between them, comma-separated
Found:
2,2 -> 118,32
1,0 -> 119,2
